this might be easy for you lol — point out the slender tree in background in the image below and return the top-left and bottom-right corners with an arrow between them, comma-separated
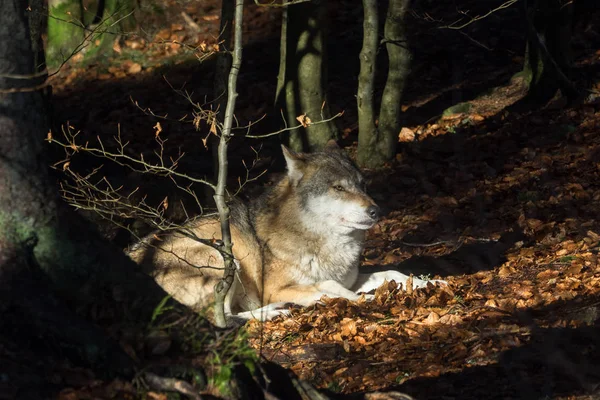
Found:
357,0 -> 411,168
46,0 -> 137,66
46,0 -> 85,66
85,0 -> 138,57
521,0 -> 580,105
212,0 -> 244,328
356,0 -> 378,167
275,0 -> 338,152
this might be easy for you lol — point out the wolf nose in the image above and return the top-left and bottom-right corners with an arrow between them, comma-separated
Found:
367,205 -> 380,220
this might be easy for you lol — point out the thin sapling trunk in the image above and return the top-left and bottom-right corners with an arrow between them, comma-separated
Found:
212,0 -> 244,328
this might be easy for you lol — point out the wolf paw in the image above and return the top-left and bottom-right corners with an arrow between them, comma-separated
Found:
234,302 -> 293,321
411,278 -> 447,289
353,270 -> 447,293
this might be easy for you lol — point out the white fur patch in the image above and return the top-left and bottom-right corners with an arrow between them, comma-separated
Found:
352,271 -> 447,293
289,233 -> 361,287
305,195 -> 374,233
234,302 -> 291,321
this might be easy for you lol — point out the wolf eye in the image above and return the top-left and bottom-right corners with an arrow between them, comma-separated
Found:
333,185 -> 345,192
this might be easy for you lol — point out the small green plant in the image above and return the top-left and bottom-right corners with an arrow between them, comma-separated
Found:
283,332 -> 300,343
395,371 -> 411,383
148,295 -> 174,328
208,328 -> 259,396
418,274 -> 432,281
327,380 -> 342,393
559,255 -> 577,263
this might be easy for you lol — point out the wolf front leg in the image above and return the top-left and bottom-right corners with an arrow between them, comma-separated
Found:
233,302 -> 292,321
234,280 -> 367,321
269,279 -> 364,305
351,270 -> 446,294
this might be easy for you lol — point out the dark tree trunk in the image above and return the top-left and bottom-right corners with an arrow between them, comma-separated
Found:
521,0 -> 579,105
28,0 -> 47,72
0,0 -> 176,371
275,0 -> 337,152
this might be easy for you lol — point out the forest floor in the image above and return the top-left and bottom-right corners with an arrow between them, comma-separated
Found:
35,0 -> 600,399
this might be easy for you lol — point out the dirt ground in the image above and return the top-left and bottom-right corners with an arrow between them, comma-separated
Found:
39,0 -> 600,398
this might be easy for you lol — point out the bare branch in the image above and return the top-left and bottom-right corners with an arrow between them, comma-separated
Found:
441,0 -> 519,30
246,110 -> 344,139
47,125 -> 216,190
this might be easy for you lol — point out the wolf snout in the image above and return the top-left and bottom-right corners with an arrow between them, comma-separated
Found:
366,205 -> 380,220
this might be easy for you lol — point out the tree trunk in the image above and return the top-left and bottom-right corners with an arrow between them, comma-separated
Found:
102,0 -> 137,32
46,0 -> 84,66
28,0 -> 47,72
377,0 -> 411,163
275,0 -> 337,152
356,0 -> 379,167
0,0 -> 130,370
212,0 -> 243,328
212,0 -> 234,178
521,0 -> 578,105
84,0 -> 137,60
1,0 -> 177,369
357,0 -> 411,168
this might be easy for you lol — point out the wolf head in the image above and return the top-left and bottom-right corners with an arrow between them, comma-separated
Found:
282,142 -> 380,233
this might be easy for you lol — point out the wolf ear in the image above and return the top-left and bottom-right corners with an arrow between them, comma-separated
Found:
281,145 -> 305,185
324,139 -> 341,152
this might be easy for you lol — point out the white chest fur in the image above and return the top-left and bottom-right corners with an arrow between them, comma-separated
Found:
290,231 -> 363,288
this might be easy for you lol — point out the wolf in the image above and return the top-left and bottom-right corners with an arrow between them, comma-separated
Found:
128,142 -> 440,320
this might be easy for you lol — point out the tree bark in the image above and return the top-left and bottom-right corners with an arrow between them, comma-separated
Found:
102,0 -> 137,32
212,0 -> 234,178
84,0 -> 137,60
356,0 -> 378,167
212,0 -> 243,328
521,0 -> 579,105
214,0 -> 234,117
0,0 -> 134,371
376,0 -> 411,164
1,0 -> 178,369
28,0 -> 47,72
357,0 -> 411,168
275,0 -> 337,152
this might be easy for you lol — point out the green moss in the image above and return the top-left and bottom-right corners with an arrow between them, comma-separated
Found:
46,0 -> 84,67
443,102 -> 472,117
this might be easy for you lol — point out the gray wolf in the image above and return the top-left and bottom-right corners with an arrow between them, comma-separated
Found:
128,142 -> 439,320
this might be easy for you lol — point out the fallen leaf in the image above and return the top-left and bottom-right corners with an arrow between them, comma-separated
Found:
127,63 -> 142,74
399,127 -> 415,142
